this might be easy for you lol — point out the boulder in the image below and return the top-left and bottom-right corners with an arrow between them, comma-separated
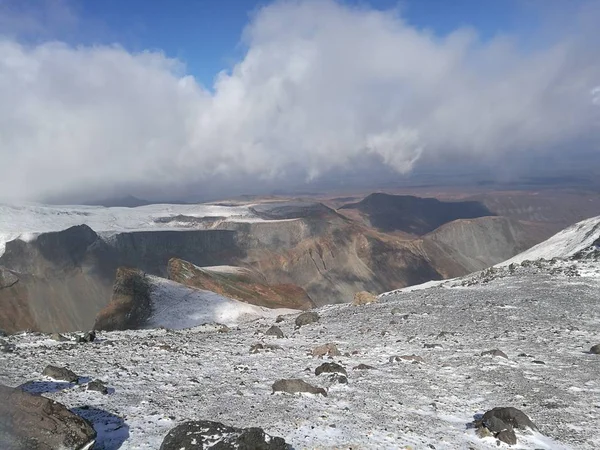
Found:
315,362 -> 347,377
160,420 -> 289,450
475,407 -> 537,446
312,343 -> 341,358
265,326 -> 284,338
590,344 -> 600,354
482,407 -> 537,431
0,383 -> 96,450
272,379 -> 327,396
352,291 -> 378,306
295,311 -> 320,328
42,365 -> 79,383
87,380 -> 108,395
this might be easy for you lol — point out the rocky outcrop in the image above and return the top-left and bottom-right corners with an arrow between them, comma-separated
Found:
0,383 -> 96,450
94,268 -> 151,331
160,420 -> 289,450
168,258 -> 314,310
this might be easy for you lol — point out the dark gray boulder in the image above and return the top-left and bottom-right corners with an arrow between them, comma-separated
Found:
272,379 -> 327,396
482,407 -> 537,431
315,362 -> 347,377
42,365 -> 79,383
159,420 -> 289,450
0,383 -> 96,450
265,325 -> 284,338
295,311 -> 320,328
87,380 -> 108,395
77,331 -> 96,343
590,344 -> 600,354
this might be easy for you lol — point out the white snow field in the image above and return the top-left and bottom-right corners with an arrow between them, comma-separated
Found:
0,202 -> 269,256
147,276 -> 299,329
2,256 -> 599,449
499,215 -> 600,266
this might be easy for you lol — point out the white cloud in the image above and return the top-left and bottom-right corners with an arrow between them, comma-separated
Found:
0,0 -> 598,201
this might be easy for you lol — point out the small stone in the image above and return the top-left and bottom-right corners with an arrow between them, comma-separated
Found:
532,360 -> 545,365
424,343 -> 443,349
390,355 -> 424,364
353,364 -> 375,370
590,344 -> 600,354
481,349 -> 508,359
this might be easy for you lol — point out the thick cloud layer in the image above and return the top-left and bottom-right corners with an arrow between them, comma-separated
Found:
0,0 -> 599,201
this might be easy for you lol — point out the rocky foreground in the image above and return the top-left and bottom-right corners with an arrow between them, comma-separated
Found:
1,258 -> 599,449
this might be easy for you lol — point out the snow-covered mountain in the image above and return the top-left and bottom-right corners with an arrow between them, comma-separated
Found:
0,202 -> 266,256
498,215 -> 600,266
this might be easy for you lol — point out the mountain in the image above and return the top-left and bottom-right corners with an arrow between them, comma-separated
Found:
339,192 -> 494,234
1,218 -> 598,448
0,197 -> 549,333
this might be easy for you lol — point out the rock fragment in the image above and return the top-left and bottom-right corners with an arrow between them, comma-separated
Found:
272,379 -> 327,396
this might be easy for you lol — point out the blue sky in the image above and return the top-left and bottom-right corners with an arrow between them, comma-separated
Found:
25,0 -> 540,87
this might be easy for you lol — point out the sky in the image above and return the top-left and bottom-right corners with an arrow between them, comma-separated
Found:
0,0 -> 599,202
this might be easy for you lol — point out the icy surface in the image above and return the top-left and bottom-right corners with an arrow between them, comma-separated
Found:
499,215 -> 600,265
0,202 -> 268,256
1,261 -> 599,449
147,276 -> 299,329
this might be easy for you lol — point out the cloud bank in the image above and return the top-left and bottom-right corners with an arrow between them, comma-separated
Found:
0,0 -> 599,201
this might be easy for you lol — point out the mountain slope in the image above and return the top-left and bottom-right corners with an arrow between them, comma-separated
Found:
168,258 -> 315,310
339,193 -> 494,234
95,268 -> 298,331
1,254 -> 598,449
499,215 -> 600,266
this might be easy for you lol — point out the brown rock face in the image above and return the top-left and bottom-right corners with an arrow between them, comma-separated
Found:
168,258 -> 315,310
0,383 -> 96,450
94,268 -> 152,331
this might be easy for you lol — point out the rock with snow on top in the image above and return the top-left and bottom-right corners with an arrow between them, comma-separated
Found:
42,365 -> 78,383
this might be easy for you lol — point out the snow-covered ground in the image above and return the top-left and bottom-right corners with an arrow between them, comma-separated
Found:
147,276 -> 299,329
498,215 -> 600,266
0,202 -> 270,256
1,258 -> 599,449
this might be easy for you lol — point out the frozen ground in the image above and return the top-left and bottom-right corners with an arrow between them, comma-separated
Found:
147,276 -> 299,329
1,258 -> 599,449
0,202 -> 271,256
